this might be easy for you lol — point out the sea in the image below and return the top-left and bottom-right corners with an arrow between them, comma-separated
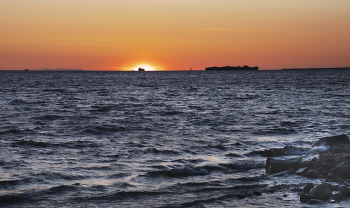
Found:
0,69 -> 349,207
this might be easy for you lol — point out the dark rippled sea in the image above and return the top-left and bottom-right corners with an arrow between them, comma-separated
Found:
1,70 -> 349,207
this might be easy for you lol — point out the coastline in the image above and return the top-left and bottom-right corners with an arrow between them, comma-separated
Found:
263,134 -> 350,205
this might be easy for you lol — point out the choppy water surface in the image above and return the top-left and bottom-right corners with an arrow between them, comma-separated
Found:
0,70 -> 349,207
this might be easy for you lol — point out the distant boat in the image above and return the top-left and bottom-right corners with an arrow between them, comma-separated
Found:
24,69 -> 29,71
138,68 -> 145,72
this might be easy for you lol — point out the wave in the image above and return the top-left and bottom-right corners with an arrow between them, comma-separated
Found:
0,125 -> 35,135
89,105 -> 115,112
147,160 -> 266,178
147,166 -> 210,177
11,139 -> 101,149
8,98 -> 29,105
0,183 -> 81,205
221,161 -> 265,170
234,94 -> 260,100
252,127 -> 297,135
41,88 -> 67,92
160,111 -> 183,116
70,190 -> 171,203
246,145 -> 328,157
174,185 -> 268,207
108,173 -> 131,179
208,144 -> 227,150
143,148 -> 179,155
31,172 -> 88,181
123,147 -> 181,157
32,114 -> 63,121
0,193 -> 31,205
11,139 -> 55,148
0,128 -> 22,135
111,182 -> 135,189
225,152 -> 242,157
0,160 -> 27,169
0,180 -> 21,189
67,183 -> 268,207
46,184 -> 80,194
81,125 -> 127,135
63,140 -> 100,148
113,190 -> 169,199
280,121 -> 300,127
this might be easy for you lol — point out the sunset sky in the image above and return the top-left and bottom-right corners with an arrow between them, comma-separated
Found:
1,0 -> 350,71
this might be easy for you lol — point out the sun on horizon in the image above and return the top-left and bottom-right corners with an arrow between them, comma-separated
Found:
132,64 -> 158,71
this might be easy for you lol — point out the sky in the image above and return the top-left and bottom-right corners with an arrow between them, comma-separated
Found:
1,0 -> 350,71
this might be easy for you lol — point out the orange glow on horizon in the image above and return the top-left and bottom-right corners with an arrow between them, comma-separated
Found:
110,61 -> 163,71
132,64 -> 158,71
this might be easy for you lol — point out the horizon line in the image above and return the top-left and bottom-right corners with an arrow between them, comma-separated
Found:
2,67 -> 350,72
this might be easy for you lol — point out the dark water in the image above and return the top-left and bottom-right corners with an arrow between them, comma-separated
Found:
0,70 -> 349,207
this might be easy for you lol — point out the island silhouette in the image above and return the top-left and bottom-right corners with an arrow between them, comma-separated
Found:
205,65 -> 258,71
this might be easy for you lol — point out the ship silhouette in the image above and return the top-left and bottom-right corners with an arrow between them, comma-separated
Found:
138,68 -> 145,71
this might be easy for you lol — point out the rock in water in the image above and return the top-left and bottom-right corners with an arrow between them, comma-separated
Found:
331,191 -> 343,201
332,162 -> 350,179
295,167 -> 309,176
319,162 -> 333,171
302,183 -> 314,193
310,183 -> 331,200
236,194 -> 246,199
323,182 -> 339,191
305,170 -> 320,178
300,193 -> 314,202
309,199 -> 323,204
339,185 -> 350,197
344,179 -> 350,186
271,168 -> 296,177
343,154 -> 350,161
312,134 -> 350,147
252,190 -> 262,195
266,157 -> 302,174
